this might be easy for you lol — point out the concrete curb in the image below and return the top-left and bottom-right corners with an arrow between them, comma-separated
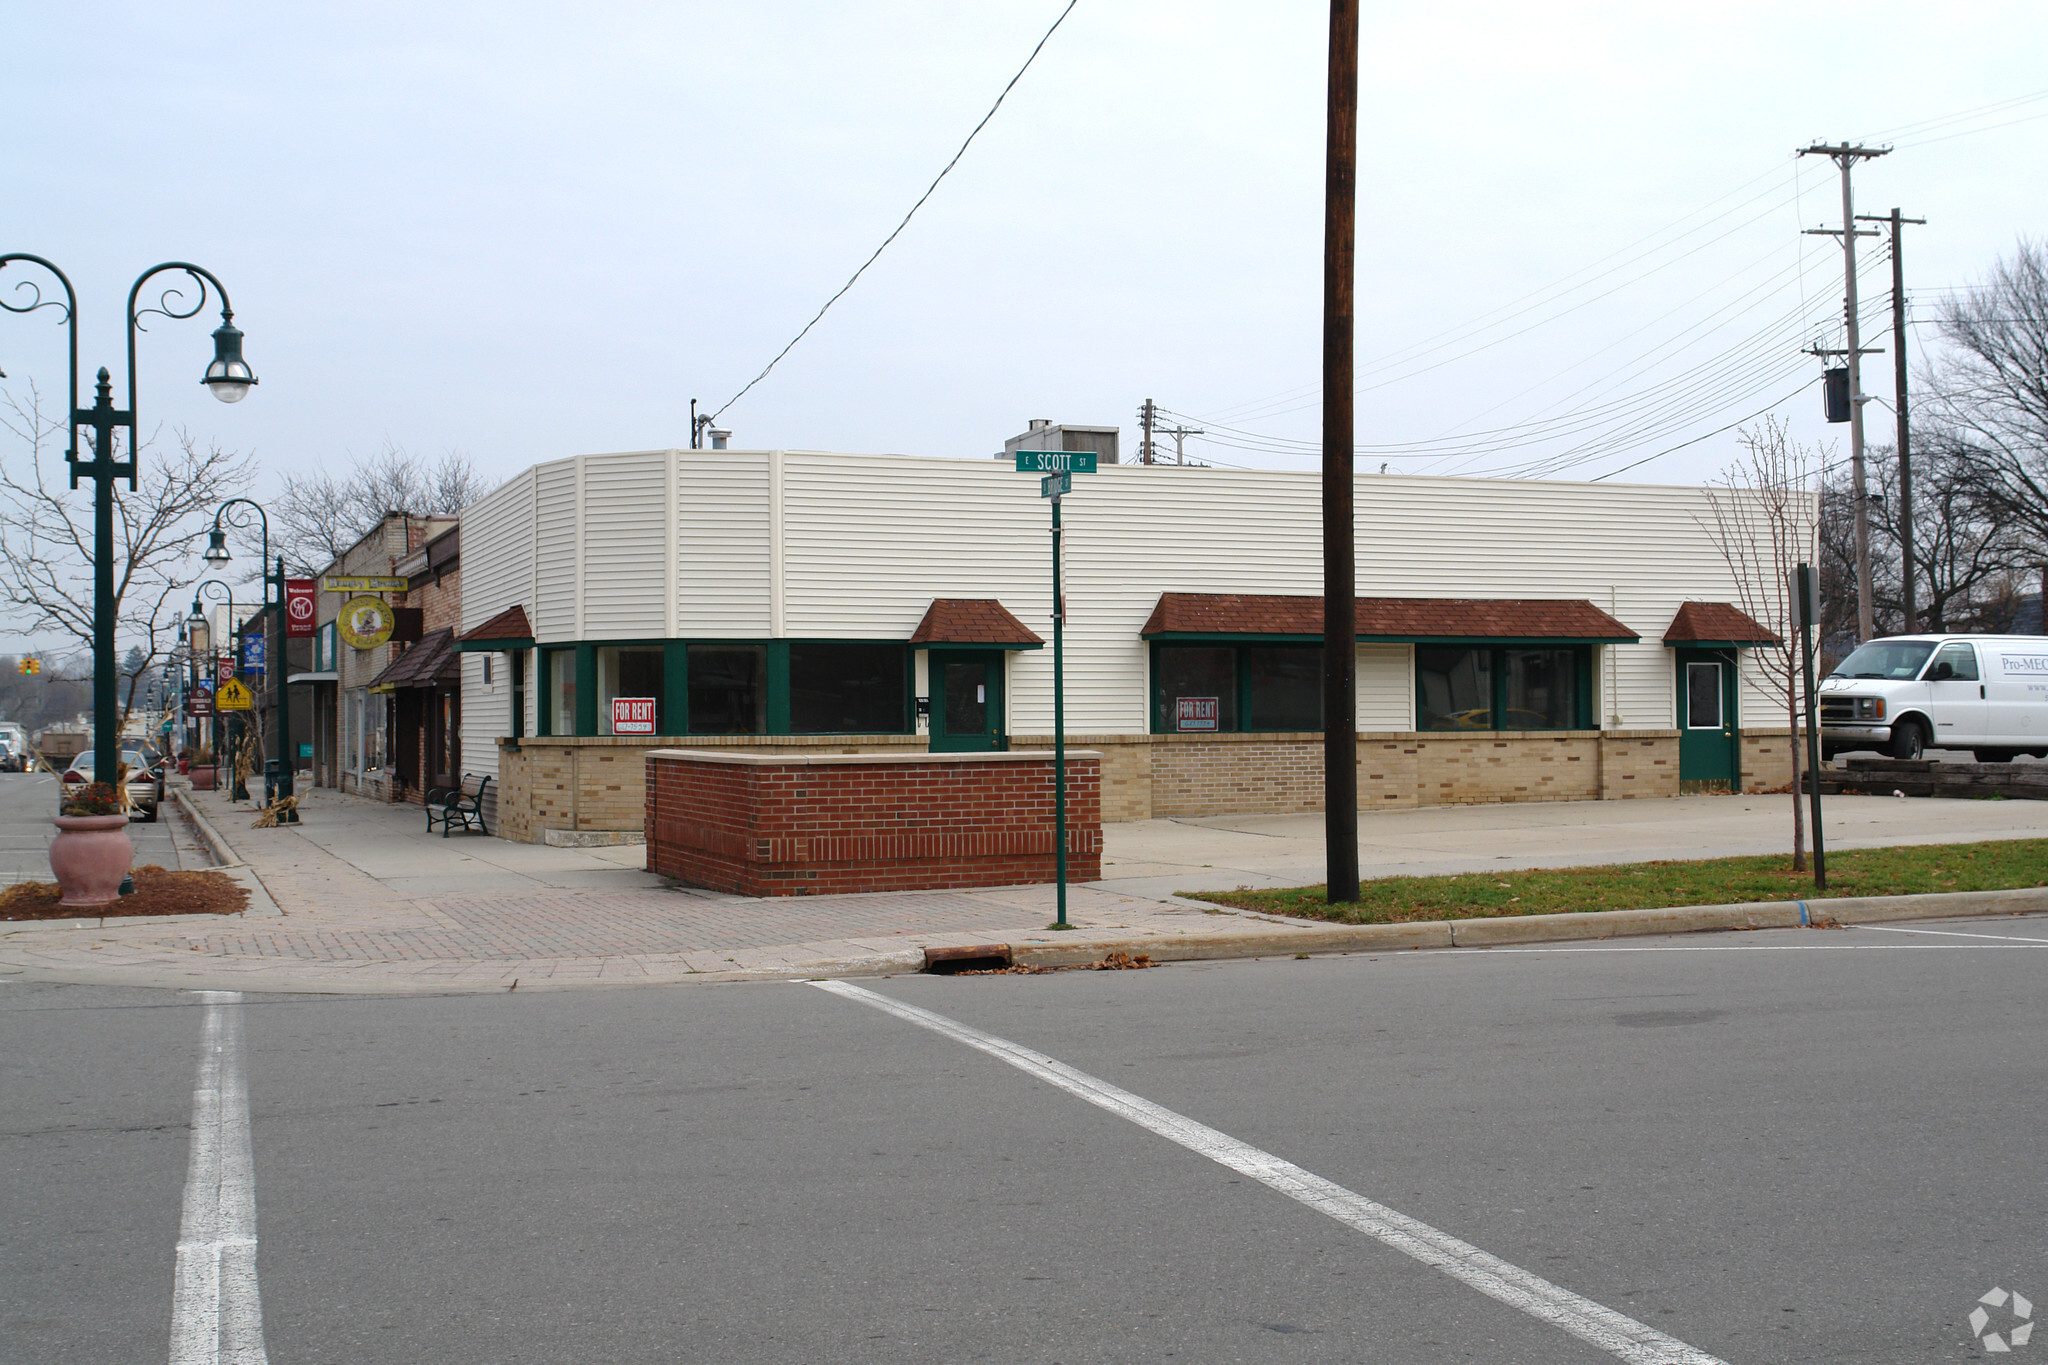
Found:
1008,886 -> 2048,967
172,787 -> 242,870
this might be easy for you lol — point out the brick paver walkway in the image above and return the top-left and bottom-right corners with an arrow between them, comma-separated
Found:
0,783 -> 1301,993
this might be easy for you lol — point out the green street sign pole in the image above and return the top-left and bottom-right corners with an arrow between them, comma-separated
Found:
1052,490 -> 1068,929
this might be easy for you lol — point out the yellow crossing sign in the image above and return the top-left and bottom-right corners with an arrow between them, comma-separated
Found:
216,677 -> 255,711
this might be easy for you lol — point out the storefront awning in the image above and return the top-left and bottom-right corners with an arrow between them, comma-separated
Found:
1140,593 -> 1639,644
285,671 -> 339,685
1662,601 -> 1779,647
367,627 -> 461,689
909,599 -> 1045,650
455,604 -> 534,652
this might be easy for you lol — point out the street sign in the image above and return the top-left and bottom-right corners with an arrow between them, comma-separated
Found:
1013,450 -> 1098,474
186,687 -> 214,717
216,654 -> 236,684
242,635 -> 266,674
216,678 -> 254,711
611,696 -> 658,735
1040,472 -> 1070,499
321,575 -> 408,594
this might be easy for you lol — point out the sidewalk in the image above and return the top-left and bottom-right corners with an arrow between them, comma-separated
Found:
4,781 -> 2046,995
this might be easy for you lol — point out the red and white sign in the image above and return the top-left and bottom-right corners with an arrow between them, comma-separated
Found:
1175,696 -> 1220,732
611,696 -> 658,735
285,578 -> 317,637
216,653 -> 236,684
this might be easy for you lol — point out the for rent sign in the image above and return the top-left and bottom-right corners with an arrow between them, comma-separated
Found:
1176,697 -> 1220,731
611,697 -> 658,735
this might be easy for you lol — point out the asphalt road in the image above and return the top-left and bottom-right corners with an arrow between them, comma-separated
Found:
5,918 -> 2045,1364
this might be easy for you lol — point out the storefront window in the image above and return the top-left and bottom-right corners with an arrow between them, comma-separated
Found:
1417,648 -> 1493,730
790,643 -> 908,733
510,650 -> 527,740
688,644 -> 766,735
597,645 -> 665,735
546,648 -> 575,736
1418,646 -> 1585,730
1503,648 -> 1577,729
1156,646 -> 1237,732
1245,646 -> 1321,731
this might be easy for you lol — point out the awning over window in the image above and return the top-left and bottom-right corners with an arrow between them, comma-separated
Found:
1662,601 -> 1780,647
1140,593 -> 1638,644
455,604 -> 534,652
909,598 -> 1045,650
367,627 -> 461,689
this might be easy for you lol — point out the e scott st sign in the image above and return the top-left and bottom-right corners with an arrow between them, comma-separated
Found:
1013,451 -> 1097,474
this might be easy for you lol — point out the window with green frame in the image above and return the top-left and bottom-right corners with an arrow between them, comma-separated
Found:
1415,645 -> 1590,731
1152,642 -> 1323,733
534,640 -> 911,737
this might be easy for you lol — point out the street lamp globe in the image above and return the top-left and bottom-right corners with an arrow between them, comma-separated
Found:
187,603 -> 210,652
202,321 -> 257,403
204,528 -> 231,564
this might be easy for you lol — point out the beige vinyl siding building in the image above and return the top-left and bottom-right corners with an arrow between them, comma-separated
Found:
458,448 -> 1805,842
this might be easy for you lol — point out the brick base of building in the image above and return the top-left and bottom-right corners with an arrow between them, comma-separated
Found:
646,749 -> 1102,896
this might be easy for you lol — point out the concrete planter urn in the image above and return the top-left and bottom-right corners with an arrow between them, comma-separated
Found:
189,764 -> 216,791
49,814 -> 135,907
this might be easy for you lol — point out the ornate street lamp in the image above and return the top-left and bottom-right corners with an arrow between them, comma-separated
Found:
0,255 -> 255,788
203,497 -> 298,820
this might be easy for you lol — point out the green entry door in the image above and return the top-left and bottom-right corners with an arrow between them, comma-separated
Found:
1676,648 -> 1740,790
930,651 -> 1006,753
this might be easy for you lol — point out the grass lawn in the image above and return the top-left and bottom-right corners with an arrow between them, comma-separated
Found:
1189,838 -> 2048,926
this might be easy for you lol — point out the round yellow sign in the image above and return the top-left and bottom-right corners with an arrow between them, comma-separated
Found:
338,595 -> 396,650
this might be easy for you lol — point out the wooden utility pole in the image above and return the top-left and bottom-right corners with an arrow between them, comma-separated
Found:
1322,0 -> 1360,904
1800,142 -> 1888,641
1858,207 -> 1926,634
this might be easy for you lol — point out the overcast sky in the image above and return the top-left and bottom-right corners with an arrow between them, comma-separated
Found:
5,2 -> 2046,508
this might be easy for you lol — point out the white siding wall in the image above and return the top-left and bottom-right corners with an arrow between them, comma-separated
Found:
583,451 -> 669,637
466,447 -> 1804,743
456,470 -> 536,780
676,451 -> 772,636
532,459 -> 579,642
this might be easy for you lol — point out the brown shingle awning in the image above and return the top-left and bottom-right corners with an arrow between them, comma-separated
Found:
910,599 -> 1044,649
1140,593 -> 1638,643
1663,601 -> 1780,646
368,627 -> 461,689
456,604 -> 533,651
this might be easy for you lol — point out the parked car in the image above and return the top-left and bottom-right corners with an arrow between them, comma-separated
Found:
0,740 -> 21,773
59,750 -> 163,822
1820,634 -> 2048,762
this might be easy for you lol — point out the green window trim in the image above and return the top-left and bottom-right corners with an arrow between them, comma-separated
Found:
525,639 -> 916,738
1150,641 -> 1325,734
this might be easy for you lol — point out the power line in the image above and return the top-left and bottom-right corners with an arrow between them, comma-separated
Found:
709,0 -> 1080,421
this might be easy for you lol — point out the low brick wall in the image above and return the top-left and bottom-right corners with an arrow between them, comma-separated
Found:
646,749 -> 1102,896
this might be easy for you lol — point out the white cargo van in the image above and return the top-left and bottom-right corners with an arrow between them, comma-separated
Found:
1820,634 -> 2048,761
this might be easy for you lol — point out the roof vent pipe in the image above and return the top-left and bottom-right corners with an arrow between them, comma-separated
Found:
708,428 -> 731,450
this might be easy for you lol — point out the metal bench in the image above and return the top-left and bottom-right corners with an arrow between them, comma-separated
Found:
426,773 -> 492,837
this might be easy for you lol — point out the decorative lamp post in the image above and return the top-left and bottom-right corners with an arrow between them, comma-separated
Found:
0,255 -> 255,791
192,581 -> 245,799
203,497 -> 296,821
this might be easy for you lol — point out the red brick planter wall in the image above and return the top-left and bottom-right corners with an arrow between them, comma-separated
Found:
645,749 -> 1102,896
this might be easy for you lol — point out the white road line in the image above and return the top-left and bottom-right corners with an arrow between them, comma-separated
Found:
1484,941 -> 2048,954
169,990 -> 269,1365
811,979 -> 1726,1365
1850,923 -> 2048,945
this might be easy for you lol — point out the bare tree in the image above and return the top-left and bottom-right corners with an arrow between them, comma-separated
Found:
1819,433 -> 2029,640
1698,416 -> 1821,869
1924,238 -> 2048,558
0,382 -> 256,736
271,442 -> 486,574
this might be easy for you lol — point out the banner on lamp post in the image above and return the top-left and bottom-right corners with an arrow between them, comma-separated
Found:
285,579 -> 316,637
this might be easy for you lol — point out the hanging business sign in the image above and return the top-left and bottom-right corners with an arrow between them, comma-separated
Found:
216,678 -> 254,711
338,595 -> 397,650
611,697 -> 658,735
321,575 -> 409,594
285,579 -> 317,637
